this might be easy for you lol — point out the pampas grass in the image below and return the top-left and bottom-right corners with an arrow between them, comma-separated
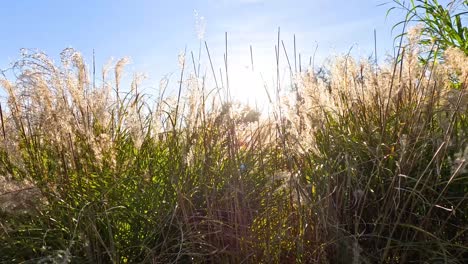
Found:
0,6 -> 467,262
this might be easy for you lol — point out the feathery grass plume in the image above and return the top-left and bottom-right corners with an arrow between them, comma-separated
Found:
194,9 -> 206,40
115,57 -> 130,91
444,46 -> 468,87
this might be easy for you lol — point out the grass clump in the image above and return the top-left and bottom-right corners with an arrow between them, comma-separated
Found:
0,4 -> 467,263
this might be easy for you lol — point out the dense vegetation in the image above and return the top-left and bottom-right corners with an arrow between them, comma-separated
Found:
1,1 -> 467,263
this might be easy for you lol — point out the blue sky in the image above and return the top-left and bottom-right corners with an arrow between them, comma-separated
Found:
1,0 -> 405,104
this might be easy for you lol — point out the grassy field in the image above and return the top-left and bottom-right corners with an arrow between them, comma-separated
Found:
0,1 -> 467,263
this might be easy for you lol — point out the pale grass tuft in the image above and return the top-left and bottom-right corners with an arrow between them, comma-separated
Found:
178,51 -> 186,69
194,9 -> 206,40
444,47 -> 468,83
115,57 -> 130,91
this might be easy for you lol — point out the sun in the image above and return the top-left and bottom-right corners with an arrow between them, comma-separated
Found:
226,57 -> 273,112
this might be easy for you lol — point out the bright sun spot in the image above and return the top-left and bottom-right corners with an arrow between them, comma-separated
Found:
226,52 -> 277,112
